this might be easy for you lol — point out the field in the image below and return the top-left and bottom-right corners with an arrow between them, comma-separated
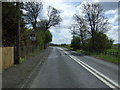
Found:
62,44 -> 120,64
81,44 -> 119,64
91,53 -> 119,64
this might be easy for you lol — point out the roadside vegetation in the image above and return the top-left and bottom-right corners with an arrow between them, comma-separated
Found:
2,2 -> 61,63
51,44 -> 119,64
69,2 -> 119,64
2,2 -> 119,64
76,44 -> 119,64
51,2 -> 119,64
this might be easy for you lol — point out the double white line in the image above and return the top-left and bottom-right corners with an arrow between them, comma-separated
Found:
61,48 -> 120,89
69,55 -> 120,89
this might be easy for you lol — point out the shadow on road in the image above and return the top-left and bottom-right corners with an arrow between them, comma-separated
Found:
70,52 -> 84,56
64,49 -> 84,56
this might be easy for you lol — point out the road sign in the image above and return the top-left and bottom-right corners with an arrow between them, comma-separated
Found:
30,30 -> 36,41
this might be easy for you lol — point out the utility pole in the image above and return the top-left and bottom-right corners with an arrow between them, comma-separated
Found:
0,1 -> 2,47
15,2 -> 20,64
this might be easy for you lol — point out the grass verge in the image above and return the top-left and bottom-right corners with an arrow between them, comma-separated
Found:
91,53 -> 120,64
59,46 -> 120,64
76,50 -> 119,64
20,47 -> 43,63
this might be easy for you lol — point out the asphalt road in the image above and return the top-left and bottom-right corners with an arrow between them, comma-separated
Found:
27,47 -> 119,88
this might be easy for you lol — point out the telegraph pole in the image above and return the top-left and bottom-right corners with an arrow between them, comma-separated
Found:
15,2 -> 20,64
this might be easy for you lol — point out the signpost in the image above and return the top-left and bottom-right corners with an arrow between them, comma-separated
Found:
30,30 -> 36,42
30,30 -> 36,53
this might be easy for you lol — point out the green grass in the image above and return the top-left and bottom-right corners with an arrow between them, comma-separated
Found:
90,53 -> 120,64
76,50 -> 89,55
20,57 -> 25,63
60,45 -> 73,50
20,47 -> 42,63
28,47 -> 42,57
61,45 -> 120,64
107,48 -> 118,52
29,52 -> 36,57
76,49 -> 119,64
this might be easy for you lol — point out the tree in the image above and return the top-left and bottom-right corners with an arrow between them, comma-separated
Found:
88,32 -> 113,52
82,2 -> 109,50
36,19 -> 48,31
20,28 -> 32,46
23,2 -> 43,30
2,2 -> 22,46
35,29 -> 52,49
36,6 -> 61,48
44,30 -> 52,48
71,36 -> 81,50
44,30 -> 52,44
40,6 -> 62,31
72,15 -> 88,46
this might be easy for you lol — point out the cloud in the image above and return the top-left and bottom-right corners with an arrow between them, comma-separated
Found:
3,0 -> 119,2
40,1 -> 119,44
104,9 -> 118,43
107,25 -> 118,44
108,14 -> 118,25
105,9 -> 118,26
101,2 -> 118,11
93,0 -> 119,2
105,9 -> 117,15
41,0 -> 77,44
50,28 -> 72,44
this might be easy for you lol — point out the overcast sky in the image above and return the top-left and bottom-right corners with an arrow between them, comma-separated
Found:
39,0 -> 119,44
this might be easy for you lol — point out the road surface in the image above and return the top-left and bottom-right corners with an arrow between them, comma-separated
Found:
26,47 -> 119,88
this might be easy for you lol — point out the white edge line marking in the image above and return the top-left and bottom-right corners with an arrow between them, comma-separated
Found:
71,55 -> 120,88
58,47 -> 120,88
69,55 -> 116,89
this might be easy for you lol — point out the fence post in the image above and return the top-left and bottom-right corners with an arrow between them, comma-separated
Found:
113,52 -> 114,56
116,52 -> 118,57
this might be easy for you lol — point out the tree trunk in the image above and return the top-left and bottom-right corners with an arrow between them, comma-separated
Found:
80,30 -> 84,45
91,30 -> 95,51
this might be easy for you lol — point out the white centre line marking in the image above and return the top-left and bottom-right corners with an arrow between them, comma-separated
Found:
71,55 -> 120,88
58,48 -> 120,89
69,55 -> 118,89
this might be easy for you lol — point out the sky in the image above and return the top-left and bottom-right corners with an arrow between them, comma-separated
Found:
1,0 -> 119,44
39,0 -> 119,44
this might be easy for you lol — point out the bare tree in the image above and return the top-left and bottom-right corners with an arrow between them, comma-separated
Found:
23,2 -> 43,30
82,2 -> 109,50
69,24 -> 78,36
73,15 -> 88,45
45,6 -> 62,30
36,6 -> 61,31
37,19 -> 48,31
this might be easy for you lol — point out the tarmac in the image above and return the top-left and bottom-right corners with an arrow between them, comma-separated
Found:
2,47 -> 51,88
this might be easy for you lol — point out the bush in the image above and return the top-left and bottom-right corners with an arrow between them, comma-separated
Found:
71,36 -> 81,50
76,50 -> 88,55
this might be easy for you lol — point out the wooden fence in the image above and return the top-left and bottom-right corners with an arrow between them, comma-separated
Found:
20,46 -> 33,58
1,47 -> 14,71
20,45 -> 42,58
0,45 -> 43,71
